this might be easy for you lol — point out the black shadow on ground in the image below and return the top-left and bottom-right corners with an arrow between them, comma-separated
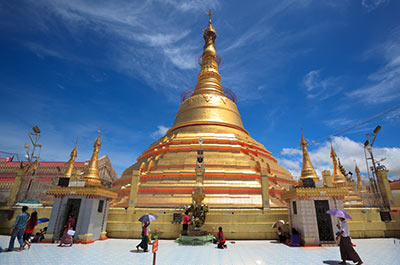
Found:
323,260 -> 341,265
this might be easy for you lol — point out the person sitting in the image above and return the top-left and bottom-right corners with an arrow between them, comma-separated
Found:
31,227 -> 47,243
277,227 -> 287,243
31,232 -> 41,243
286,228 -> 301,247
217,227 -> 227,249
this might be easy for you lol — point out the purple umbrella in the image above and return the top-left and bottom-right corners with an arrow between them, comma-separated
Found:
138,213 -> 158,223
326,209 -> 352,219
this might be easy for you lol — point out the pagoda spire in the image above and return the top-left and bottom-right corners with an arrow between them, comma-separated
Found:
63,138 -> 78,178
82,130 -> 102,186
355,162 -> 362,187
192,9 -> 225,97
299,129 -> 319,183
330,141 -> 346,185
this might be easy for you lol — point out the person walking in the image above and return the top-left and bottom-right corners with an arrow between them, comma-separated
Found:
58,223 -> 74,247
67,214 -> 76,229
23,211 -> 38,250
217,227 -> 227,249
182,210 -> 189,235
337,217 -> 363,265
136,222 -> 150,252
7,206 -> 30,252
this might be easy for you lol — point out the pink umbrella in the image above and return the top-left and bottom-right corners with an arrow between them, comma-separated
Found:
326,209 -> 352,219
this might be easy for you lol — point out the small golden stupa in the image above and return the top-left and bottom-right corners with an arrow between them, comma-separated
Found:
299,130 -> 319,185
112,11 -> 296,208
63,140 -> 77,179
48,132 -> 116,196
330,143 -> 364,206
82,132 -> 102,186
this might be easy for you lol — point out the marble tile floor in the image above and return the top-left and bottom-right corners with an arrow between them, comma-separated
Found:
0,236 -> 399,265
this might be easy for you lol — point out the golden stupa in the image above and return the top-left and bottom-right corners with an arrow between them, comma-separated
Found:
299,130 -> 319,184
63,140 -> 77,179
112,11 -> 296,208
330,143 -> 364,206
82,132 -> 102,186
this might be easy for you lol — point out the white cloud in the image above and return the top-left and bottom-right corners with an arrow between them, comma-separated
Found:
349,27 -> 400,103
164,0 -> 220,12
280,158 -> 301,177
302,70 -> 343,100
361,0 -> 390,12
278,136 -> 400,180
151,125 -> 169,139
281,148 -> 302,156
323,118 -> 354,129
7,0 -> 207,103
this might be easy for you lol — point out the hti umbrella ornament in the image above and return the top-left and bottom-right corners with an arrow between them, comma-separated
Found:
326,209 -> 352,220
138,213 -> 158,223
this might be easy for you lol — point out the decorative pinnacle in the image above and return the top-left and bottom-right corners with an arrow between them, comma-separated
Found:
192,9 -> 224,97
300,127 -> 307,147
206,9 -> 212,24
299,129 -> 319,182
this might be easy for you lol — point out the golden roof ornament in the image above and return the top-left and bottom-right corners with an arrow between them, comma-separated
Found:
355,162 -> 362,187
192,186 -> 205,205
63,139 -> 78,178
82,130 -> 102,186
168,10 -> 247,135
192,9 -> 225,97
330,141 -> 346,185
299,129 -> 319,183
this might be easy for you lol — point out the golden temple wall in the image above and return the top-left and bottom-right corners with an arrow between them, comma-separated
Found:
1,206 -> 399,239
0,207 -> 52,235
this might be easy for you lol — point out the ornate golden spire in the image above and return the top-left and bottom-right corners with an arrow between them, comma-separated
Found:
299,130 -> 319,183
355,162 -> 362,187
82,131 -> 102,186
330,141 -> 346,185
63,139 -> 78,178
192,9 -> 225,97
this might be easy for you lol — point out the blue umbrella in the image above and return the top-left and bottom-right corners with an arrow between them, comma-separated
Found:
38,218 -> 49,224
139,214 -> 158,223
326,209 -> 352,219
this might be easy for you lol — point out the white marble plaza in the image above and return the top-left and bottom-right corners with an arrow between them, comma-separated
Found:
0,236 -> 399,265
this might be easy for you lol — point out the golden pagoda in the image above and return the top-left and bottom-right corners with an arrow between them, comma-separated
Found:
82,132 -> 102,186
112,11 -> 296,208
330,143 -> 347,185
299,130 -> 319,184
63,141 -> 77,178
330,143 -> 364,206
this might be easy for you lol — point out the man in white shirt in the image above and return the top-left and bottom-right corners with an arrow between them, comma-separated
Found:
336,217 -> 363,265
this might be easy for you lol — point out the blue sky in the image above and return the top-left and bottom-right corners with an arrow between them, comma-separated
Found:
0,0 -> 399,180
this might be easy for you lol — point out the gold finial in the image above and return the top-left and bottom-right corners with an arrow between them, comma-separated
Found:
299,129 -> 319,183
63,138 -> 78,178
206,9 -> 212,24
191,9 -> 224,97
330,141 -> 346,185
82,131 -> 102,186
355,160 -> 362,188
300,127 -> 307,146
355,161 -> 360,174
